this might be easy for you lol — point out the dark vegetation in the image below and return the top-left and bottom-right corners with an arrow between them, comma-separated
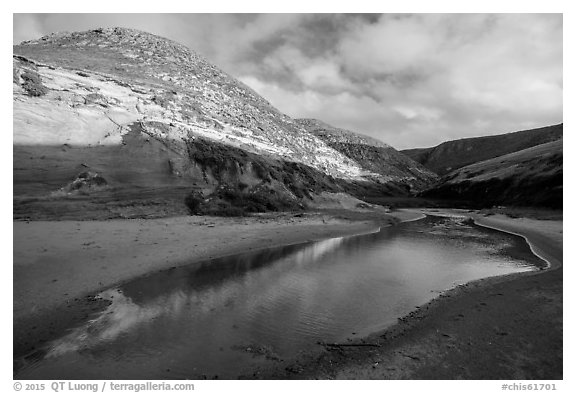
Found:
64,171 -> 108,193
401,124 -> 563,175
420,140 -> 563,210
152,91 -> 177,108
184,137 -> 409,216
20,69 -> 47,97
422,172 -> 562,210
183,191 -> 203,215
183,185 -> 302,217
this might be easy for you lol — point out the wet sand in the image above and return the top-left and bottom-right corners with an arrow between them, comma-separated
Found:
262,209 -> 562,379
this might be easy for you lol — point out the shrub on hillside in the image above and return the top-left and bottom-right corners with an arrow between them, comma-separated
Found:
211,205 -> 246,217
196,184 -> 303,217
184,191 -> 203,215
21,70 -> 47,97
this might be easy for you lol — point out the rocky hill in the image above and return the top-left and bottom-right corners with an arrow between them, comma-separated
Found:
296,119 -> 437,192
13,27 -> 426,219
401,124 -> 563,176
421,140 -> 563,209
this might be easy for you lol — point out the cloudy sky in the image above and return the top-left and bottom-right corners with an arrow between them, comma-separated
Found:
13,13 -> 562,149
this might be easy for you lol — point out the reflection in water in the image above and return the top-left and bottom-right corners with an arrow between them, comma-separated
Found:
16,216 -> 545,379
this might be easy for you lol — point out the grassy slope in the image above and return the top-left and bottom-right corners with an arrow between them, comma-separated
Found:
421,140 -> 563,209
401,124 -> 563,176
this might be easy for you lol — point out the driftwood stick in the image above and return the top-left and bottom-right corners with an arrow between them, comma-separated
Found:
320,342 -> 381,348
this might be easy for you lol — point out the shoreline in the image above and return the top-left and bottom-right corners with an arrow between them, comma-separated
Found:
420,209 -> 560,270
262,208 -> 562,379
474,220 -> 552,269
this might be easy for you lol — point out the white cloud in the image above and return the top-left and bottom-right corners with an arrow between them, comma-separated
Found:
338,14 -> 441,75
13,14 -> 45,43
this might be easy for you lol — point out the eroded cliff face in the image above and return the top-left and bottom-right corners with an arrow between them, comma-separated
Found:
13,27 -> 430,219
296,119 -> 438,191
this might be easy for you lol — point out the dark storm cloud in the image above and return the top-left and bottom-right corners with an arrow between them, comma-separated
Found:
13,13 -> 562,149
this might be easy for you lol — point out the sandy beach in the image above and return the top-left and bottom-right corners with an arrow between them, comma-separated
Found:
13,208 -> 562,379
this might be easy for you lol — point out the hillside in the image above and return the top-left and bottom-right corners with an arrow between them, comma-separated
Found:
296,119 -> 437,192
421,140 -> 562,209
401,124 -> 563,175
13,27 -> 428,219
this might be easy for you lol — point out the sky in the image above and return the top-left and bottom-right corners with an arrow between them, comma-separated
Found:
13,13 -> 563,149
